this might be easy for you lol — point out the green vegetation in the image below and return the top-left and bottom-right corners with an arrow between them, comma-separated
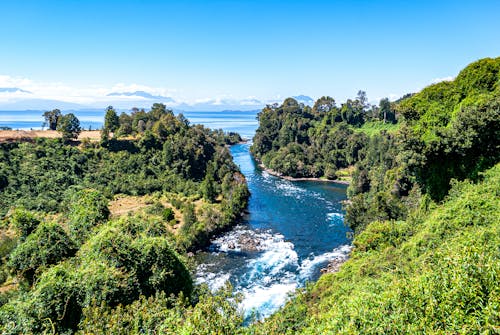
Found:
346,57 -> 500,233
251,163 -> 500,334
248,57 -> 500,334
0,57 -> 499,334
251,92 -> 398,179
42,109 -> 62,130
0,104 -> 249,333
56,113 -> 82,142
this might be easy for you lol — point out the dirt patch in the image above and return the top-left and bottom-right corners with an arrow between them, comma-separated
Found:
0,282 -> 17,294
0,130 -> 101,143
109,195 -> 150,217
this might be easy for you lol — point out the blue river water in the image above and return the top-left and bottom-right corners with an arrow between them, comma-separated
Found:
183,111 -> 352,320
195,142 -> 351,320
0,109 -> 351,320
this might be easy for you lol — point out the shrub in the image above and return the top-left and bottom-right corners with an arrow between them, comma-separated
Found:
8,222 -> 76,284
66,189 -> 110,245
8,208 -> 40,239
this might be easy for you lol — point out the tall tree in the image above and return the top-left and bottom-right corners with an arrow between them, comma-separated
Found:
57,113 -> 81,142
118,112 -> 133,136
312,96 -> 336,117
379,98 -> 390,123
42,109 -> 62,130
104,106 -> 120,134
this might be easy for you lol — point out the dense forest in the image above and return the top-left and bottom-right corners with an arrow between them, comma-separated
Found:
251,91 -> 397,180
252,57 -> 499,232
248,57 -> 500,333
0,104 -> 249,334
0,57 -> 499,334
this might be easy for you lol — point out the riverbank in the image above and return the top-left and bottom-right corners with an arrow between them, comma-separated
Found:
258,163 -> 350,185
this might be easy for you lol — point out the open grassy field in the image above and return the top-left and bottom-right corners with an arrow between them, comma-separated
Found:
0,130 -> 101,142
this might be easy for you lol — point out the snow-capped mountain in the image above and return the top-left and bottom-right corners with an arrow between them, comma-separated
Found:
0,87 -> 32,94
106,91 -> 175,102
292,95 -> 314,106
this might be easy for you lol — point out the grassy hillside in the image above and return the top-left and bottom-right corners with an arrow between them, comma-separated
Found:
252,163 -> 500,334
251,57 -> 500,334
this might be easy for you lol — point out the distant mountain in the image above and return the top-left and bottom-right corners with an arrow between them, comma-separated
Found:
0,87 -> 32,94
0,92 -> 314,112
240,98 -> 263,105
292,95 -> 314,106
175,101 -> 264,112
107,91 -> 175,102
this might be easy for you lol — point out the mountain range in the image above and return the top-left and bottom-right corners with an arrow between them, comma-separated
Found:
0,87 -> 315,111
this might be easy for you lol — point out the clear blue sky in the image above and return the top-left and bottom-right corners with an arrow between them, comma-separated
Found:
1,0 -> 500,103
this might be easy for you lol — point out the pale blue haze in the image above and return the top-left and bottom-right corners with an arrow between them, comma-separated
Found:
1,0 -> 499,103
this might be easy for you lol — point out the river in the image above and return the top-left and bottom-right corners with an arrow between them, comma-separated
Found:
1,109 -> 352,320
190,112 -> 352,320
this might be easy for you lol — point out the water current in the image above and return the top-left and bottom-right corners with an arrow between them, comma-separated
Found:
1,109 -> 352,320
192,114 -> 351,319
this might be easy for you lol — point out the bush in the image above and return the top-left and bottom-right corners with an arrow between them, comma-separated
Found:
8,222 -> 76,284
66,189 -> 110,245
8,208 -> 40,239
0,262 -> 80,334
79,223 -> 192,303
77,285 -> 243,335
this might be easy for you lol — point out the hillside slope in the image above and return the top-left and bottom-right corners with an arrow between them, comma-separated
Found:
252,163 -> 500,334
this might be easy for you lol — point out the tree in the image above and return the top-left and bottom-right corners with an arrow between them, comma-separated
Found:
137,119 -> 146,133
201,164 -> 217,203
100,127 -> 110,147
312,96 -> 336,116
356,90 -> 368,110
118,112 -> 133,136
9,208 -> 40,240
104,106 -> 120,135
66,189 -> 110,245
56,113 -> 81,142
379,98 -> 390,123
8,221 -> 76,284
42,109 -> 62,130
150,103 -> 172,121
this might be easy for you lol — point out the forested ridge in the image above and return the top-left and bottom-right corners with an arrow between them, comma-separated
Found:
0,56 -> 499,334
0,105 -> 249,334
248,57 -> 500,333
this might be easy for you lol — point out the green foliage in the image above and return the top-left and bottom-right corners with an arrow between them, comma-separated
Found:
344,58 -> 500,233
201,163 -> 217,203
247,58 -> 500,334
251,93 -> 389,179
103,106 -> 120,134
0,105 -> 250,334
0,216 -> 194,333
78,222 -> 192,301
42,109 -> 61,130
77,285 -> 244,335
253,163 -> 500,334
117,111 -> 133,136
8,207 -> 40,239
0,262 -> 81,334
146,201 -> 175,222
353,120 -> 399,137
8,221 -> 76,284
57,113 -> 82,142
66,188 -> 110,245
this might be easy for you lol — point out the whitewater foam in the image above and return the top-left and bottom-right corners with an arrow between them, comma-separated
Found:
298,244 -> 352,280
240,282 -> 298,320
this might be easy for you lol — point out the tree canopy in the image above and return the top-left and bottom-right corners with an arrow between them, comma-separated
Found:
57,113 -> 82,142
